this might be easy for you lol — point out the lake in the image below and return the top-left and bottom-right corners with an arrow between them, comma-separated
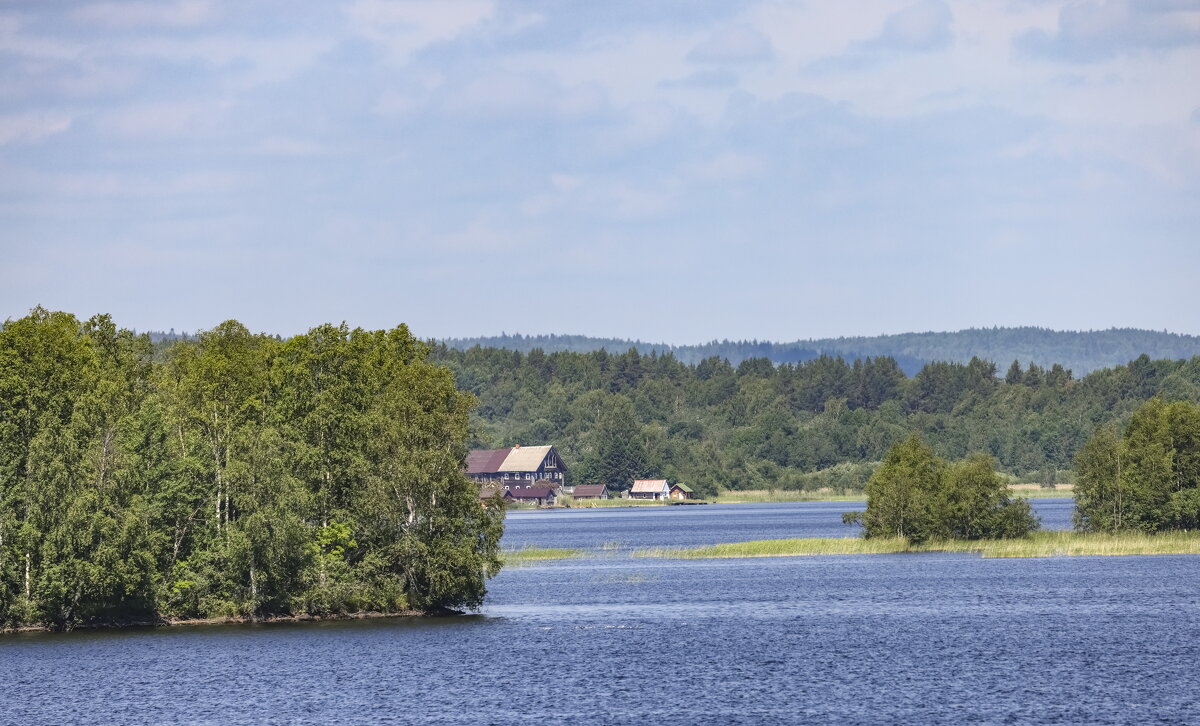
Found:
5,498 -> 1200,725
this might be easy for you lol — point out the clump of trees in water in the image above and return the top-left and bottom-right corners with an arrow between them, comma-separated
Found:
1074,398 -> 1200,532
845,435 -> 1039,543
0,308 -> 503,630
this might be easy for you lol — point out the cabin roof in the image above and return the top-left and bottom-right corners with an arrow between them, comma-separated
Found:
671,483 -> 694,493
572,484 -> 607,497
497,445 -> 554,472
631,479 -> 669,493
466,448 -> 512,474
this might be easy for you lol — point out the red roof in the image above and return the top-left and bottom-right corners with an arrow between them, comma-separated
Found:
466,448 -> 512,475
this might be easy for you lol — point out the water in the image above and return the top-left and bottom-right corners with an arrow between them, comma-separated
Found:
5,498 -> 1198,725
502,498 -> 1075,550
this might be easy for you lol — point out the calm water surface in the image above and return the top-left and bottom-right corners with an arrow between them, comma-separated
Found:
5,498 -> 1198,725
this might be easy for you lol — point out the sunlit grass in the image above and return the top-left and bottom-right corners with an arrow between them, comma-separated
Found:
501,547 -> 583,565
569,498 -> 671,508
634,531 -> 1200,560
1006,484 -> 1075,499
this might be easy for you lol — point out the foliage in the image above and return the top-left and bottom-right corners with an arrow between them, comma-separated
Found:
851,435 -> 1037,543
1074,397 -> 1200,533
429,342 -> 1200,496
0,309 -> 502,629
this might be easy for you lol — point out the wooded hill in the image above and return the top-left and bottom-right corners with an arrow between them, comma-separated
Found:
442,327 -> 1200,376
430,343 -> 1200,499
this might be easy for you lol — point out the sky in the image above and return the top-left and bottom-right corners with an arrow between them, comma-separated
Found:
1,0 -> 1198,343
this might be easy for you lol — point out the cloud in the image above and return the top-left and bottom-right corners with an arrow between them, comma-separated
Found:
347,0 -> 496,63
810,1 -> 953,71
687,152 -> 764,182
872,0 -> 954,52
71,1 -> 214,29
688,25 -> 774,63
0,113 -> 72,145
658,69 -> 739,89
435,71 -> 608,120
1016,0 -> 1200,62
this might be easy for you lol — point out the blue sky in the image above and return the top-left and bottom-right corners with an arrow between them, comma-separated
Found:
2,0 -> 1198,342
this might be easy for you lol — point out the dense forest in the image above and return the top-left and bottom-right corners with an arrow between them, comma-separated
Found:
444,327 -> 1200,375
0,309 -> 502,630
431,344 -> 1200,498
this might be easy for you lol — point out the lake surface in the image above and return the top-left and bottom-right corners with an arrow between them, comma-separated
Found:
6,498 -> 1200,725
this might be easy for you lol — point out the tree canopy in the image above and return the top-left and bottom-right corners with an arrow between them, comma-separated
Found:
0,309 -> 502,630
1074,398 -> 1200,533
851,435 -> 1038,543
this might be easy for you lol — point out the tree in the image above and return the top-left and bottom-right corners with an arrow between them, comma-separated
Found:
852,435 -> 1037,543
590,395 -> 650,491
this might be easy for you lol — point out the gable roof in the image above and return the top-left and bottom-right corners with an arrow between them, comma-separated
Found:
670,483 -> 694,493
572,484 -> 607,497
631,479 -> 669,493
467,448 -> 512,475
497,445 -> 553,472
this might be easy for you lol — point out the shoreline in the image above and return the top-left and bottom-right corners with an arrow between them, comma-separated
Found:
1,608 -> 452,635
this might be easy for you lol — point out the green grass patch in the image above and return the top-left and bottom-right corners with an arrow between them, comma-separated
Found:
634,530 -> 1200,559
569,498 -> 670,508
501,547 -> 583,565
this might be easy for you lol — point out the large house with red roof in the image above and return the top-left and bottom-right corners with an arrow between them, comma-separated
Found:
466,445 -> 567,487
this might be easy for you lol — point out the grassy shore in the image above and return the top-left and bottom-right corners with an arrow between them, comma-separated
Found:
634,530 -> 1200,559
501,546 -> 583,564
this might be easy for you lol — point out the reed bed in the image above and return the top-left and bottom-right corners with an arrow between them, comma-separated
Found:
501,547 -> 583,565
635,531 -> 1200,560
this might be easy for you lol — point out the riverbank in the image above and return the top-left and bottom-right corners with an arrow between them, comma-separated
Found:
1,609 -> 435,634
634,530 -> 1200,559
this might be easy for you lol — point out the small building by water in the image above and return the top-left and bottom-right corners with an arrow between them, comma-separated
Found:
630,479 -> 670,500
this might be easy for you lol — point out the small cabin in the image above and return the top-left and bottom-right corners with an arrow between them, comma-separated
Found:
669,483 -> 694,500
630,479 -> 670,500
572,484 -> 609,500
504,483 -> 557,507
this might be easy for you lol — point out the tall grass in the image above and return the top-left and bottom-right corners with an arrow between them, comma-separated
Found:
634,531 -> 1200,560
501,547 -> 583,565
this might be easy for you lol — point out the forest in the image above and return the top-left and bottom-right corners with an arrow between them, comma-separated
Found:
431,343 -> 1200,499
443,327 -> 1200,375
0,309 -> 502,630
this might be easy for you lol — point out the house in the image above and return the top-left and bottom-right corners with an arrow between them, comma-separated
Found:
669,483 -> 694,500
572,484 -> 609,500
503,483 -> 557,507
466,445 -> 567,487
630,479 -> 670,500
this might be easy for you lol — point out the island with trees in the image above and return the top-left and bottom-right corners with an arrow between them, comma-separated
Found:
0,308 -> 503,631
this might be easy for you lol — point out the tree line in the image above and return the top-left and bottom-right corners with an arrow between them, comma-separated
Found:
443,327 -> 1200,375
430,344 -> 1200,497
855,397 -> 1200,542
1,308 -> 502,630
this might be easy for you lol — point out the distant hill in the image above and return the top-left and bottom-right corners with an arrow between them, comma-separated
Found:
442,327 -> 1200,375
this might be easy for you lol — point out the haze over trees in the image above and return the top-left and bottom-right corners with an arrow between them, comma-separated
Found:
442,327 -> 1200,376
0,308 -> 502,630
432,343 -> 1200,498
1074,398 -> 1200,533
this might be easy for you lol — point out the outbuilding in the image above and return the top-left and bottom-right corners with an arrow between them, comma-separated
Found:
572,484 -> 609,500
630,479 -> 670,500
